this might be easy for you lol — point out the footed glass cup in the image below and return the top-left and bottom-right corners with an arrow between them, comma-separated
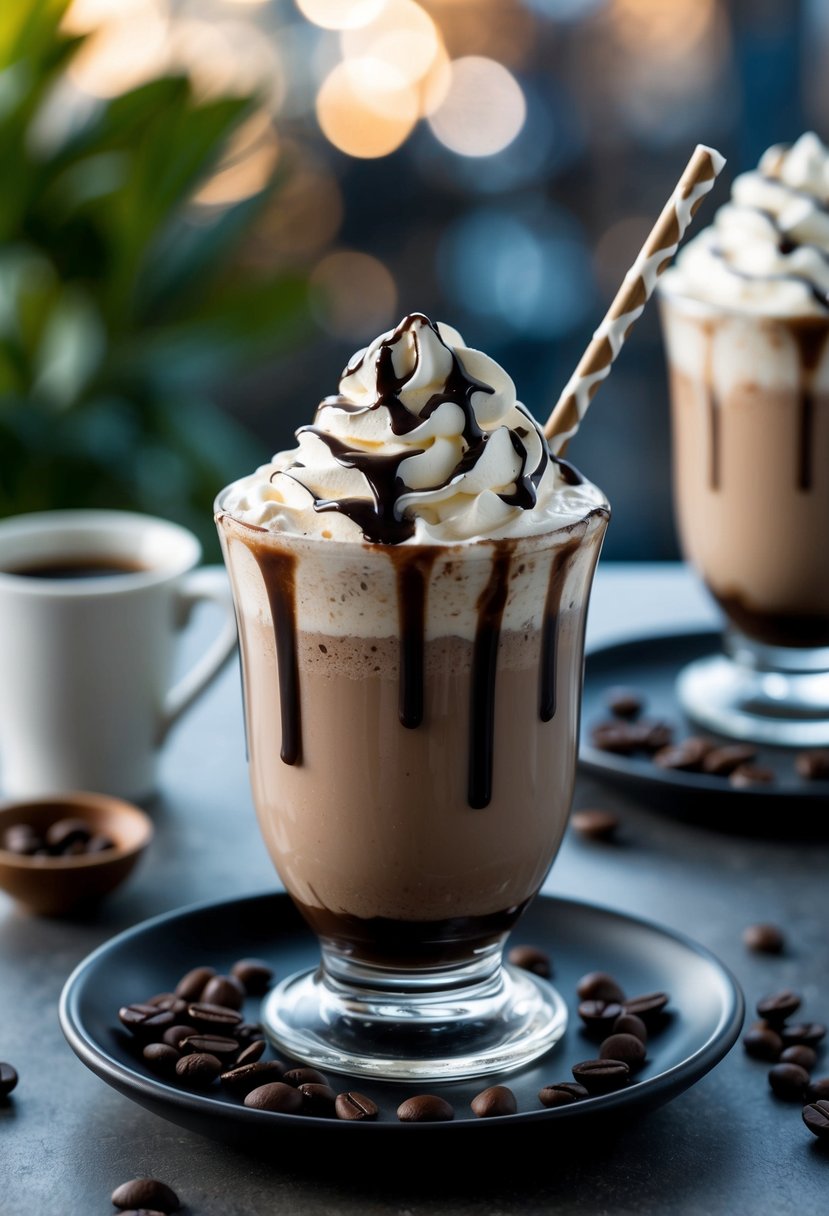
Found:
217,497 -> 608,1080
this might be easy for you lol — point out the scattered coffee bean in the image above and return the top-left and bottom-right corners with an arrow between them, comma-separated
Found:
702,745 -> 757,777
803,1100 -> 829,1140
756,990 -> 801,1026
85,832 -> 116,853
632,720 -> 674,753
578,999 -> 624,1034
45,817 -> 92,851
142,1044 -> 179,1076
599,1033 -> 646,1070
0,1062 -> 18,1097
742,924 -> 785,955
806,1077 -> 829,1103
175,1052 -> 221,1089
577,971 -> 625,1003
147,994 -> 188,1017
590,721 -> 640,755
507,945 -> 552,978
162,1025 -> 196,1051
652,738 -> 712,772
606,688 -> 644,719
743,1025 -> 783,1062
235,1022 -> 265,1044
244,1082 -> 303,1113
397,1094 -> 454,1122
200,974 -> 245,1011
118,1005 -> 175,1041
572,809 -> 619,841
220,1061 -> 285,1098
612,1013 -> 647,1044
780,1045 -> 816,1070
230,958 -> 274,995
174,966 -> 216,1001
187,1002 -> 242,1031
769,1062 -> 810,1101
538,1082 -> 588,1107
2,824 -> 42,855
730,764 -> 776,789
470,1085 -> 517,1118
335,1091 -> 379,1121
235,1039 -> 266,1066
796,750 -> 829,781
299,1083 -> 337,1117
571,1059 -> 629,1094
180,1034 -> 239,1059
781,1022 -> 826,1047
283,1066 -> 328,1088
623,992 -> 670,1026
111,1179 -> 180,1213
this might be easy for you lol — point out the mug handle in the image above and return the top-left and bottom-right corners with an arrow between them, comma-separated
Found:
159,565 -> 238,741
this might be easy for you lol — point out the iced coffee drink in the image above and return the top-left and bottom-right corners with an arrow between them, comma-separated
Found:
660,134 -> 829,745
217,314 -> 608,1077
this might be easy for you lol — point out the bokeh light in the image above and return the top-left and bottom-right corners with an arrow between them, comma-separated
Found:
428,57 -> 526,158
609,0 -> 717,58
296,0 -> 388,31
316,59 -> 419,158
428,0 -> 537,69
65,0 -> 169,97
193,111 -> 280,209
62,0 -> 162,34
310,250 -> 398,340
169,19 -> 285,106
237,144 -> 344,267
341,0 -> 442,88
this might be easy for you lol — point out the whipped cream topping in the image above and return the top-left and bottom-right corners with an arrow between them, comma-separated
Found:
222,314 -> 606,544
663,132 -> 829,316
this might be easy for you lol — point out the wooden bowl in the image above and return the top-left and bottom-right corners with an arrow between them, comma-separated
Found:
0,793 -> 152,915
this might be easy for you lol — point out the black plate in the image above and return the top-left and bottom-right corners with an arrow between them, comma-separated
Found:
580,630 -> 829,816
59,891 -> 743,1142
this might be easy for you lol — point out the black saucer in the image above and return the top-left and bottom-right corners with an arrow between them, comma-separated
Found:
580,630 -> 829,817
59,891 -> 743,1142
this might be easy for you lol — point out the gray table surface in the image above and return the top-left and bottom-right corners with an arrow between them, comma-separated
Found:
2,563 -> 828,1216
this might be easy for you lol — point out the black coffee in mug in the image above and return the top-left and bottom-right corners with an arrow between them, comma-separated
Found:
7,558 -> 147,580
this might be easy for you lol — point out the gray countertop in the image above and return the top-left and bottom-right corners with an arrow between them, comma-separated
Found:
2,564 -> 827,1216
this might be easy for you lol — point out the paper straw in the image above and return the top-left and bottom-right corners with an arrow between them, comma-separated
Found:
544,143 -> 726,452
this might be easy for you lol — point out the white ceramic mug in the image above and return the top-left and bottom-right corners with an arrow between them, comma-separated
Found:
0,510 -> 238,799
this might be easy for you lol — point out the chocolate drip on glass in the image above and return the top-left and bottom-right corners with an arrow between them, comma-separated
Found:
396,549 -> 437,729
539,540 -> 580,721
468,547 -> 512,809
249,547 -> 302,765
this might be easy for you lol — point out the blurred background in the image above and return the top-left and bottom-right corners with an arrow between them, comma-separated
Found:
0,0 -> 820,558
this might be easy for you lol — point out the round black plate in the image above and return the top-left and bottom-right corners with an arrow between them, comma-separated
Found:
580,630 -> 829,813
59,891 -> 743,1141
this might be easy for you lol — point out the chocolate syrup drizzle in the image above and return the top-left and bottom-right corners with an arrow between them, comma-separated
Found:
539,539 -> 581,722
252,548 -> 302,765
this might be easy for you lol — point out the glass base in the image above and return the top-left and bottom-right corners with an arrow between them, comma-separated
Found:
677,632 -> 829,747
260,957 -> 568,1082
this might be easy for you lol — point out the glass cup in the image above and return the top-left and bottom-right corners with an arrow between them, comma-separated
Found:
659,285 -> 829,746
216,493 -> 608,1080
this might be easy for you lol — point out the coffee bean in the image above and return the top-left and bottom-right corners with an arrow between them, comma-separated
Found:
181,1034 -> 239,1059
220,1061 -> 286,1098
470,1085 -> 517,1118
591,721 -> 640,755
0,1062 -> 18,1096
623,992 -> 670,1026
730,764 -> 776,789
572,809 -> 619,841
632,720 -> 674,753
162,1025 -> 196,1050
111,1179 -> 180,1212
599,1033 -> 646,1070
397,1094 -> 454,1122
283,1066 -> 328,1088
118,1209 -> 167,1215
578,999 -> 623,1035
235,1039 -> 266,1066
142,1043 -> 179,1075
174,966 -> 216,1001
743,1026 -> 783,1062
572,1058 -> 630,1094
187,1002 -> 243,1031
769,1062 -> 811,1101
85,832 -> 115,853
507,945 -> 552,978
606,688 -> 644,719
652,738 -> 712,772
577,971 -> 626,1003
806,1077 -> 829,1103
803,1100 -> 829,1140
230,958 -> 274,995
796,750 -> 829,781
200,975 -> 245,1011
612,1013 -> 648,1044
702,745 -> 757,777
742,924 -> 785,955
147,994 -> 188,1016
118,1005 -> 175,1041
2,824 -> 42,855
756,990 -> 801,1026
175,1052 -> 221,1089
538,1082 -> 588,1107
335,1091 -> 379,1121
781,1022 -> 826,1047
781,1045 -> 817,1070
45,817 -> 92,852
236,1023 -> 265,1044
244,1081 -> 303,1113
299,1083 -> 337,1117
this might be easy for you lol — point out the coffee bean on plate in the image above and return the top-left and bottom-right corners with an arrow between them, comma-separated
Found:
606,688 -> 644,719
590,722 -> 640,755
507,945 -> 552,977
780,1045 -> 817,1070
147,994 -> 188,1016
571,1059 -> 629,1094
174,966 -> 216,1001
162,1025 -> 196,1050
781,1022 -> 826,1047
652,738 -> 712,772
471,1085 -> 517,1118
756,990 -> 801,1026
632,720 -> 674,753
0,1062 -> 19,1096
730,765 -> 776,789
397,1094 -> 454,1123
283,1066 -> 328,1088
599,1033 -> 646,1070
702,745 -> 757,777
299,1083 -> 337,1117
571,809 -> 619,841
806,1077 -> 829,1102
612,1013 -> 648,1043
200,974 -> 245,1011
236,1022 -> 266,1044
803,1100 -> 829,1140
768,1063 -> 811,1101
538,1082 -> 589,1107
175,1052 -> 221,1089
335,1092 -> 379,1121
180,1034 -> 239,1059
244,1082 -> 303,1113
187,1002 -> 242,1031
111,1179 -> 180,1213
743,1025 -> 783,1061
578,999 -> 623,1034
220,1061 -> 286,1098
742,924 -> 785,955
796,750 -> 829,781
577,971 -> 626,1003
142,1044 -> 179,1076
230,958 -> 274,995
623,992 -> 670,1026
235,1039 -> 266,1066
118,1005 -> 175,1041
